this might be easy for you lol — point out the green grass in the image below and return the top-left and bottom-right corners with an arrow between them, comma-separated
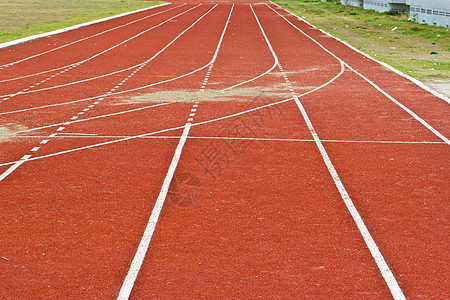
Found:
273,0 -> 450,81
0,0 -> 165,44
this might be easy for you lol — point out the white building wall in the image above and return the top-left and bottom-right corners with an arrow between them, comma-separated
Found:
340,0 -> 450,27
340,0 -> 364,8
407,0 -> 450,27
363,0 -> 389,12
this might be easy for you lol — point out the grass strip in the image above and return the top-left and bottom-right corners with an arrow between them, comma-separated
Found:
0,0 -> 165,44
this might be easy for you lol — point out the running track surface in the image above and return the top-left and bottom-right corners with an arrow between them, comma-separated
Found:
0,1 -> 448,299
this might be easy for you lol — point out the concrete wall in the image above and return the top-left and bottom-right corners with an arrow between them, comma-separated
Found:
340,0 -> 364,8
363,0 -> 390,13
340,0 -> 450,28
408,0 -> 450,27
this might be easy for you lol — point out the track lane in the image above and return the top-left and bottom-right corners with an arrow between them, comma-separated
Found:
0,4 -> 180,69
0,4 -> 204,96
0,4 -> 189,77
263,3 -> 449,298
125,3 -> 395,299
0,4 -> 232,298
266,3 -> 450,138
0,1 -> 448,299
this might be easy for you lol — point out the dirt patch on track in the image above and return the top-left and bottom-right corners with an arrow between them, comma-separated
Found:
0,124 -> 28,142
116,84 -> 317,104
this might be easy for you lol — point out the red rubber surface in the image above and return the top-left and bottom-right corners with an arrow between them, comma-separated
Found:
0,1 -> 448,299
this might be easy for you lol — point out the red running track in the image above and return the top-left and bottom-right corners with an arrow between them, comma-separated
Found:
0,1 -> 448,299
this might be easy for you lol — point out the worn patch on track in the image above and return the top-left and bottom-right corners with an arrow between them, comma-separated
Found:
116,84 -> 316,104
0,124 -> 28,142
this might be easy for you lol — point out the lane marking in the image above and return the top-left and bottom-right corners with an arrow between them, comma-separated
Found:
258,4 -> 406,299
1,70 -> 344,169
0,155 -> 30,183
0,4 -> 202,101
221,5 -> 278,92
0,3 -> 175,53
117,5 -> 233,299
345,65 -> 450,145
116,123 -> 191,300
14,135 -> 446,144
266,3 -> 449,146
271,4 -> 449,103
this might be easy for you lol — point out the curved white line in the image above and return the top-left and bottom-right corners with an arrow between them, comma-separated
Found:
1,5 -> 230,116
266,3 -> 449,146
0,63 -> 210,116
0,67 -> 344,168
220,5 -> 278,92
13,103 -> 171,134
0,4 -> 200,85
0,4 -> 184,69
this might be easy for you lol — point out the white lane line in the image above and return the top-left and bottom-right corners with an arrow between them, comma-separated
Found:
12,135 -> 447,144
0,155 -> 31,182
116,123 -> 191,300
0,70 -> 344,169
58,132 -> 99,136
0,3 -> 175,54
266,3 -> 449,146
117,5 -> 233,298
294,94 -> 407,300
13,102 -> 170,135
0,4 -> 201,101
345,65 -> 450,145
221,4 -> 278,92
258,4 -> 406,299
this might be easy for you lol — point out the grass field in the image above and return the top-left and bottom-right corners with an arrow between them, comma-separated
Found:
273,0 -> 449,94
0,0 -> 163,44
